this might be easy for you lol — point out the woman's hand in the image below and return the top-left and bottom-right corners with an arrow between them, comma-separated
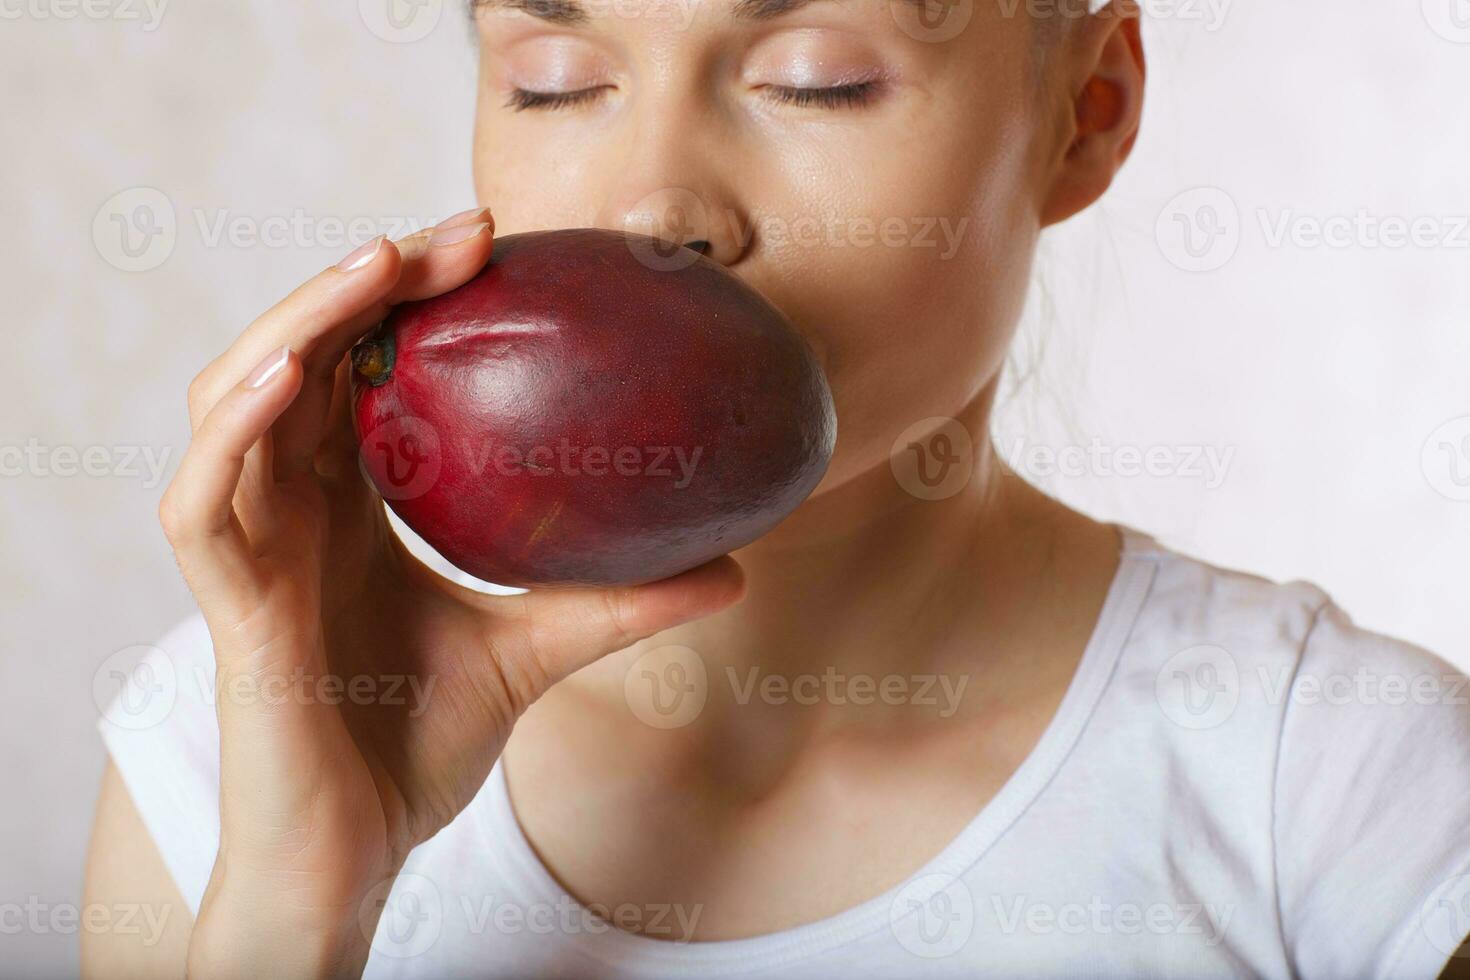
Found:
159,209 -> 746,978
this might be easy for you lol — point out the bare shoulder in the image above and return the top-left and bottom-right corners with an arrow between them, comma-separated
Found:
81,760 -> 193,979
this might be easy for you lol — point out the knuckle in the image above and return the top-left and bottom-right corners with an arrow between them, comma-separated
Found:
309,351 -> 346,385
156,491 -> 188,541
601,588 -> 638,648
501,599 -> 559,703
482,640 -> 547,722
186,371 -> 214,423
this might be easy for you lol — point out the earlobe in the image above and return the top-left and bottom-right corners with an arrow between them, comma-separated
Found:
1039,10 -> 1147,227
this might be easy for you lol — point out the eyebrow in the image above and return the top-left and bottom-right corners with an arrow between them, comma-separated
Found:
472,0 -> 862,25
472,0 -> 589,26
731,0 -> 837,19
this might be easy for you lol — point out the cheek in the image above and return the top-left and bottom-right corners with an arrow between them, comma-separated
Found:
470,55 -> 1041,490
471,112 -> 610,236
750,108 -> 1038,485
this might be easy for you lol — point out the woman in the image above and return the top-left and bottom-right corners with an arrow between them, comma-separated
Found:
81,0 -> 1470,975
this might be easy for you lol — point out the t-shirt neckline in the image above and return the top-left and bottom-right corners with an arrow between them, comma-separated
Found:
471,524 -> 1161,975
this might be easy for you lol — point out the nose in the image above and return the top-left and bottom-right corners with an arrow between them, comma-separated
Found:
593,87 -> 751,267
609,184 -> 745,268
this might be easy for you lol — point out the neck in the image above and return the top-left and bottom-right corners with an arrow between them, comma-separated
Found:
551,385 -> 1123,767
700,403 -> 1004,674
634,383 -> 1112,684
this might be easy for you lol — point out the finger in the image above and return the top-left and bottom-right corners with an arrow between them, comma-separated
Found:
500,557 -> 747,701
270,217 -> 495,481
188,209 -> 494,425
184,238 -> 400,432
395,205 -> 494,259
312,356 -> 366,483
160,346 -> 305,614
303,211 -> 495,361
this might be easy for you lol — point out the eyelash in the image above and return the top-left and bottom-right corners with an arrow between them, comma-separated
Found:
764,81 -> 878,110
505,80 -> 879,112
505,86 -> 610,111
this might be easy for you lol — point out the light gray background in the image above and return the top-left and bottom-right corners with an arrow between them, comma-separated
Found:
3,0 -> 1469,974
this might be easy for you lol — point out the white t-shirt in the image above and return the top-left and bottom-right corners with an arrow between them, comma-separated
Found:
99,526 -> 1470,978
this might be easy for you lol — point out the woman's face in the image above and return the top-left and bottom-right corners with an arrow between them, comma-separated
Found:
471,0 -> 1062,494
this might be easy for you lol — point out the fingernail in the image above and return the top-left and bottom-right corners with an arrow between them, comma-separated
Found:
246,346 -> 291,389
437,206 -> 490,229
336,236 -> 384,271
430,222 -> 490,247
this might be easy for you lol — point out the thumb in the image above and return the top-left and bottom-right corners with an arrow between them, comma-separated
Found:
506,556 -> 746,693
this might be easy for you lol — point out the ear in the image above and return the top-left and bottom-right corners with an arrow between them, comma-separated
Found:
1038,1 -> 1147,227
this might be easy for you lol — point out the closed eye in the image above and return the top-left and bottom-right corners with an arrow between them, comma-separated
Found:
506,80 -> 880,112
763,81 -> 879,110
505,85 -> 613,111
